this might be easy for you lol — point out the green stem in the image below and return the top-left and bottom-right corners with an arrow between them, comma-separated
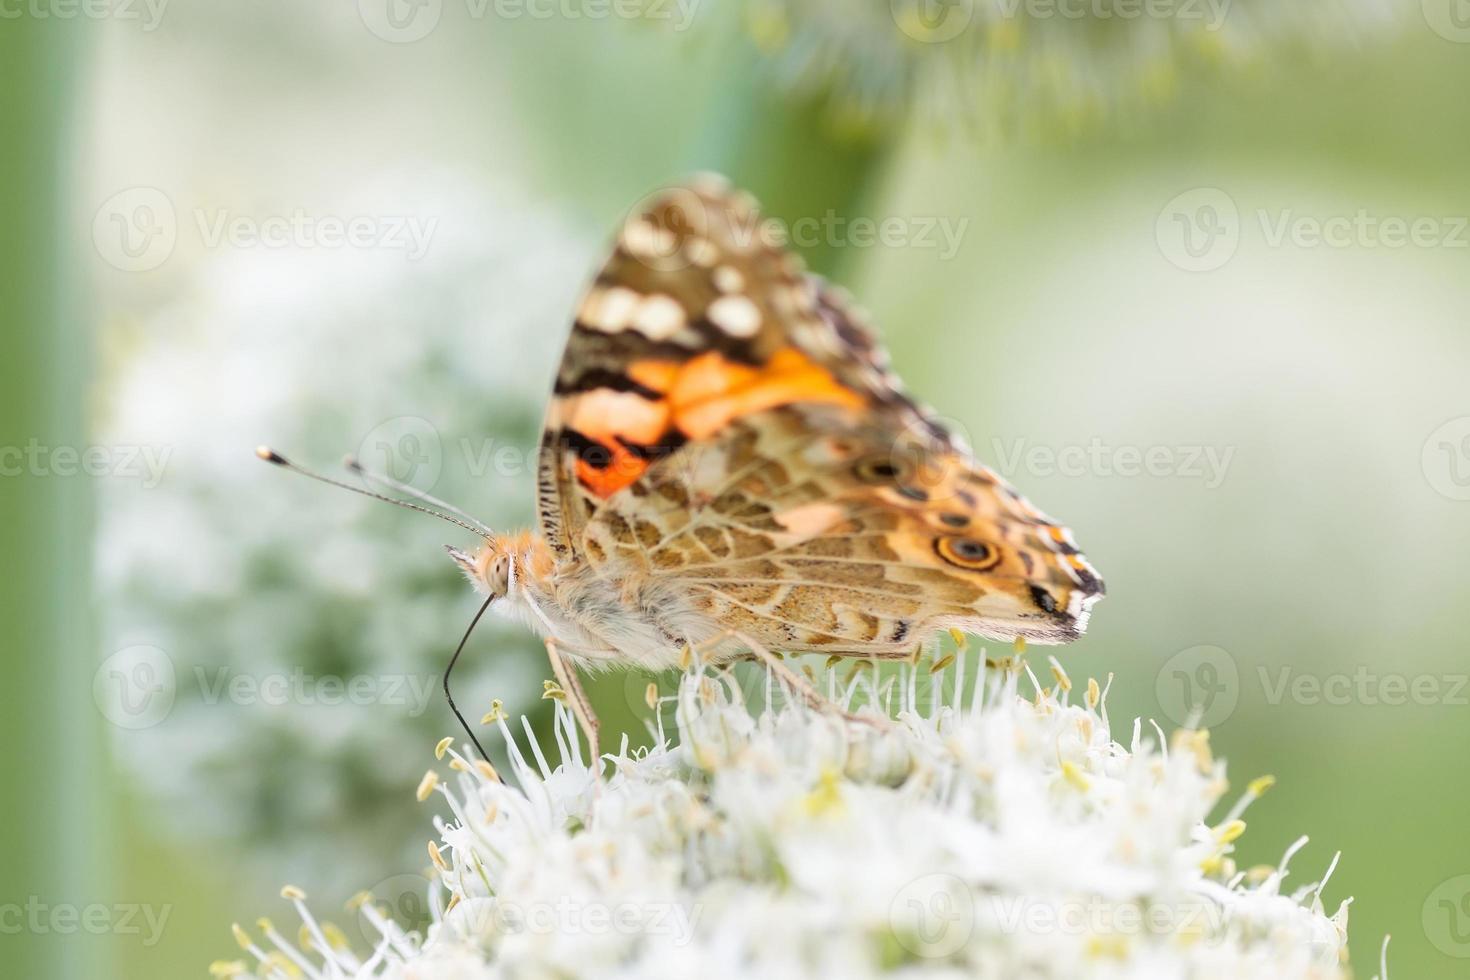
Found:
0,16 -> 105,980
682,16 -> 896,280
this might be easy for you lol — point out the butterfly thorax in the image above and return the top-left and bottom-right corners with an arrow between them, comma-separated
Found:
462,530 -> 710,671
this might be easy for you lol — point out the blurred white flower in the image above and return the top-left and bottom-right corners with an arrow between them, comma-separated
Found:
715,0 -> 1404,134
225,654 -> 1373,978
97,173 -> 595,889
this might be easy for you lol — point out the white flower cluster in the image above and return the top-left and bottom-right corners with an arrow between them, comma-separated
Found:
97,175 -> 594,888
712,0 -> 1403,133
220,651 -> 1380,979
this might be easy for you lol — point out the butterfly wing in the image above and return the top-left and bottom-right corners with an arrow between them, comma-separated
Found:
538,176 -> 864,557
537,177 -> 1103,651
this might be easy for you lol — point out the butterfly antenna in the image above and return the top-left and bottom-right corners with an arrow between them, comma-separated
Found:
446,595 -> 495,761
343,454 -> 493,537
255,446 -> 486,537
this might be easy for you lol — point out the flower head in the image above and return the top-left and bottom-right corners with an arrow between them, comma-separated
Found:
99,175 -> 594,889
232,651 -> 1371,978
702,0 -> 1403,135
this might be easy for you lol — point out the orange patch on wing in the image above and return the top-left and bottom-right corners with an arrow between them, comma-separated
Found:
627,359 -> 679,394
576,446 -> 650,500
562,390 -> 670,498
669,347 -> 864,440
570,347 -> 864,499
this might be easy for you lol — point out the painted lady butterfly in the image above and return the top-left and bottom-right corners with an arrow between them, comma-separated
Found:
263,176 -> 1103,767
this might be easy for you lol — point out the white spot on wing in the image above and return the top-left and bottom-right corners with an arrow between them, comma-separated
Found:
707,295 -> 762,338
713,265 -> 745,294
580,286 -> 640,333
623,219 -> 676,260
633,294 -> 687,340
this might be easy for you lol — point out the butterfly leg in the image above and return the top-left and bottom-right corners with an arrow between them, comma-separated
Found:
732,631 -> 891,731
544,638 -> 603,779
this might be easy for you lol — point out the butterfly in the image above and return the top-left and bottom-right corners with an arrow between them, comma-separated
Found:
262,175 -> 1103,768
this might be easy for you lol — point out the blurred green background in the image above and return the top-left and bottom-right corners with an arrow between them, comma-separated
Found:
4,1 -> 1470,976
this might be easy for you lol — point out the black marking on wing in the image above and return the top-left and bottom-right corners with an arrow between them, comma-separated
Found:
555,368 -> 662,399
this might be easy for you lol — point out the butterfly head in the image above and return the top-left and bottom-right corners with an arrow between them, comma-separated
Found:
446,531 -> 553,602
